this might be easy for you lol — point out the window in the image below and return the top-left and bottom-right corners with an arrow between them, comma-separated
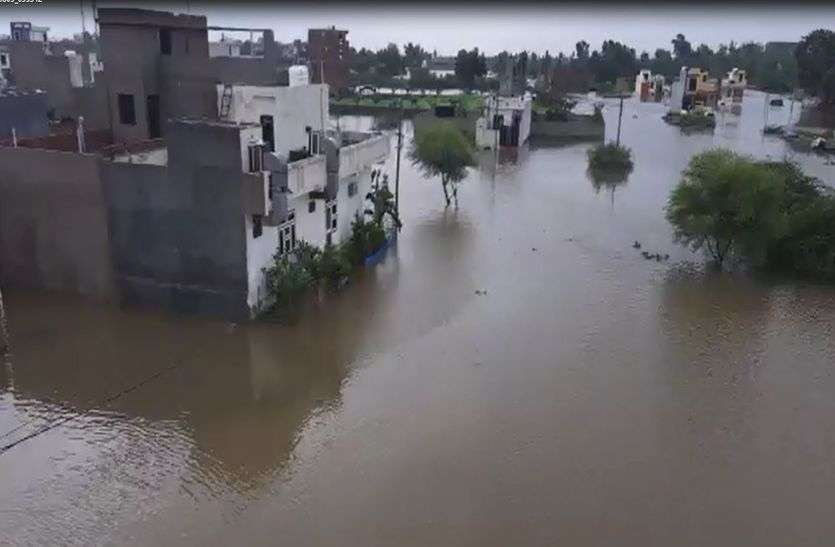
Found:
0,53 -> 8,69
248,144 -> 263,173
278,216 -> 297,255
701,74 -> 707,82
308,131 -> 321,155
326,201 -> 337,232
268,173 -> 274,201
117,94 -> 136,125
347,181 -> 357,197
252,214 -> 263,238
308,201 -> 316,213
159,29 -> 172,55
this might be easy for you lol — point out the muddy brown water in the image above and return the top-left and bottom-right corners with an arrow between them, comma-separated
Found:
2,92 -> 835,546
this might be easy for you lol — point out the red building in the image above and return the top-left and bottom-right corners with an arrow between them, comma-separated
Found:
307,26 -> 349,92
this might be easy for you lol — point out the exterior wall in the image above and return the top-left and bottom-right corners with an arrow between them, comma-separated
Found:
244,208 -> 277,313
220,83 -> 329,157
0,91 -> 48,139
333,168 -> 372,245
293,193 -> 328,248
0,40 -> 75,118
0,146 -> 116,299
103,121 -> 253,318
98,8 -> 211,143
530,117 -> 605,140
337,133 -> 390,179
670,77 -> 685,112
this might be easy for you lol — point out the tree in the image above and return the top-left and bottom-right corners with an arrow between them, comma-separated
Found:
409,122 -> 475,207
377,43 -> 404,77
351,47 -> 377,75
666,150 -> 787,267
795,29 -> 835,103
455,48 -> 487,90
671,33 -> 692,60
404,42 -> 429,69
575,40 -> 590,62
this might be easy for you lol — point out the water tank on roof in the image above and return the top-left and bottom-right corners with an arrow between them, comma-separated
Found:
289,65 -> 309,87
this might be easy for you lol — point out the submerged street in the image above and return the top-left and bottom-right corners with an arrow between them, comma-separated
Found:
2,92 -> 835,545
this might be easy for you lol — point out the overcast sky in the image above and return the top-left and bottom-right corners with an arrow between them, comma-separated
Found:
1,2 -> 833,56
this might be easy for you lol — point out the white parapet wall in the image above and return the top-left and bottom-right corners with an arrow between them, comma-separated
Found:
287,154 -> 327,195
338,133 -> 390,179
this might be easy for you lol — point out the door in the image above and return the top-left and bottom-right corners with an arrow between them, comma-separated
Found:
260,115 -> 275,152
146,94 -> 161,139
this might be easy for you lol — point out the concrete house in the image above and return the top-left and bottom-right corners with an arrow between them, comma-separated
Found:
217,74 -> 391,252
0,22 -> 106,126
0,6 -> 389,319
669,66 -> 720,113
476,94 -> 532,150
635,69 -> 664,102
719,67 -> 747,115
98,7 -> 288,144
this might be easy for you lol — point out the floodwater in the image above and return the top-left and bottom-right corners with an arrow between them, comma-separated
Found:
3,91 -> 835,546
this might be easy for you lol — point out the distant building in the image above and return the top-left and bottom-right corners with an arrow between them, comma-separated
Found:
308,27 -> 349,92
669,66 -> 719,112
635,69 -> 665,102
476,94 -> 532,150
0,24 -> 105,125
719,67 -> 747,114
425,57 -> 456,79
0,87 -> 49,140
10,22 -> 49,43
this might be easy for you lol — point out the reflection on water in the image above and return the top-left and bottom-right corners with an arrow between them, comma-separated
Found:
2,91 -> 835,546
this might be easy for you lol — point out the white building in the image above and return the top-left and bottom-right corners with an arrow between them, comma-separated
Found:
719,67 -> 747,115
475,93 -> 532,150
217,80 -> 390,254
635,69 -> 665,102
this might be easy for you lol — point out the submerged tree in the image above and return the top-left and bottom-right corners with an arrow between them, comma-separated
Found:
665,150 -> 787,267
409,122 -> 476,207
365,170 -> 402,229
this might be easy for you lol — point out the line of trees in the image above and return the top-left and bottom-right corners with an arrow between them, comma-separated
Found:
345,29 -> 834,100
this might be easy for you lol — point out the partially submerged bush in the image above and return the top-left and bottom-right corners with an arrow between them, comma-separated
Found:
587,142 -> 634,171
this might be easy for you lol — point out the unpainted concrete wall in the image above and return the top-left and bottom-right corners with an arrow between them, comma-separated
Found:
102,122 -> 250,318
0,146 -> 116,299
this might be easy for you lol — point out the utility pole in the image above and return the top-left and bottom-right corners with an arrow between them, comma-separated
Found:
616,96 -> 624,146
0,285 -> 9,356
394,99 -> 403,225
